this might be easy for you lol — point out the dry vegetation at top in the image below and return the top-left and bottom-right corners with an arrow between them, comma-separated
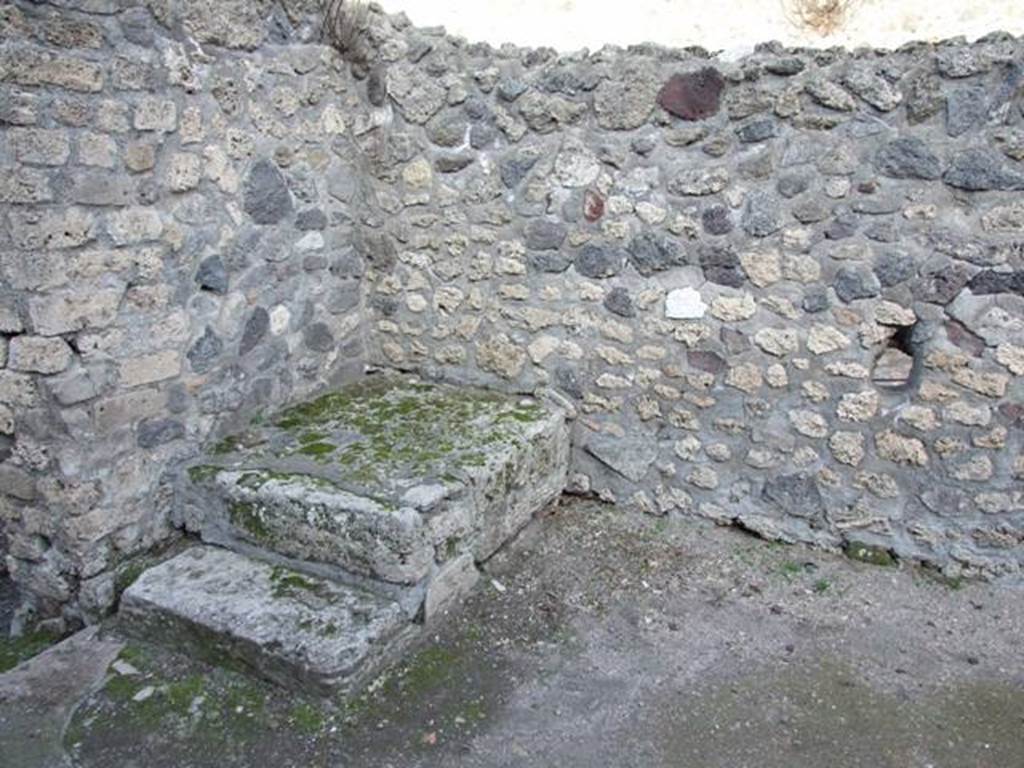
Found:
781,0 -> 860,36
320,0 -> 369,60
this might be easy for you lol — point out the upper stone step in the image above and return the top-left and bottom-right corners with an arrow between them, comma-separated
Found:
119,546 -> 413,696
175,375 -> 570,603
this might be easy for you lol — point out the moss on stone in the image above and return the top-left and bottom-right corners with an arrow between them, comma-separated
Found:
261,376 -> 548,488
0,628 -> 66,673
235,471 -> 269,490
228,501 -> 272,541
460,452 -> 487,468
210,435 -> 242,455
235,469 -> 340,493
114,559 -> 150,594
104,670 -> 145,702
187,465 -> 222,484
917,564 -> 965,590
296,441 -> 336,457
165,674 -> 206,714
268,565 -> 331,599
116,643 -> 148,666
496,405 -> 545,424
844,541 -> 896,567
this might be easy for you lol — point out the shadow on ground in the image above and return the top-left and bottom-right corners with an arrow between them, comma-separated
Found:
3,499 -> 1023,767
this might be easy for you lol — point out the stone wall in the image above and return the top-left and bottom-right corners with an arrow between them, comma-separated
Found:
353,16 -> 1024,578
2,0 -> 1023,627
0,0 -> 369,627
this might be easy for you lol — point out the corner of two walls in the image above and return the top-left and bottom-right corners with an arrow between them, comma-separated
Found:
2,0 -> 1023,628
0,0 -> 374,628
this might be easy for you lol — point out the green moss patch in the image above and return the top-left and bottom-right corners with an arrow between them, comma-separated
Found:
114,559 -> 150,594
341,641 -> 474,734
268,565 -> 332,600
102,669 -> 145,702
113,540 -> 189,596
67,640 -> 316,762
234,470 -> 340,493
0,627 -> 66,673
392,645 -> 462,696
915,563 -> 966,590
210,435 -> 242,455
844,541 -> 896,567
228,501 -> 272,542
261,377 -> 548,488
187,465 -> 222,484
296,441 -> 336,458
289,702 -> 326,735
778,560 -> 804,580
197,378 -> 552,497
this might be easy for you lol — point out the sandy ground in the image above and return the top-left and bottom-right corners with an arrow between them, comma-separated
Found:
3,498 -> 1023,768
380,0 -> 1024,57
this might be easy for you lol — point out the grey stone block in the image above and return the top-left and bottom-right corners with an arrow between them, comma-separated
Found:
575,243 -> 625,279
876,138 -> 942,180
627,231 -> 684,276
946,86 -> 988,137
603,287 -> 635,318
944,148 -> 1024,191
120,546 -> 412,696
137,418 -> 185,449
195,256 -> 228,294
243,159 -> 293,224
187,327 -> 224,373
524,219 -> 568,251
239,307 -> 269,355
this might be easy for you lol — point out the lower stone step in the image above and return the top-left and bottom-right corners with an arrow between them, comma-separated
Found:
119,546 -> 414,696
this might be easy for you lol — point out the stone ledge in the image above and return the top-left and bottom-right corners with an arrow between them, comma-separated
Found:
119,546 -> 414,697
174,374 -> 571,588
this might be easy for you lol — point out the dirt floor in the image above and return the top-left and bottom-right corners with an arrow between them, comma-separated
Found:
2,498 -> 1023,768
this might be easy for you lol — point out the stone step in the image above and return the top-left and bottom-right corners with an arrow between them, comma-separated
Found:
175,375 -> 570,619
119,546 -> 415,696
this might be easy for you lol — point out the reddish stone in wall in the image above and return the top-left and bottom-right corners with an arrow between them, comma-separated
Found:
687,350 -> 726,375
658,68 -> 725,120
1000,402 -> 1024,427
583,189 -> 605,222
944,319 -> 985,358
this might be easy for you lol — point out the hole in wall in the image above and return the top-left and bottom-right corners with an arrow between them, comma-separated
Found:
871,322 -> 920,390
